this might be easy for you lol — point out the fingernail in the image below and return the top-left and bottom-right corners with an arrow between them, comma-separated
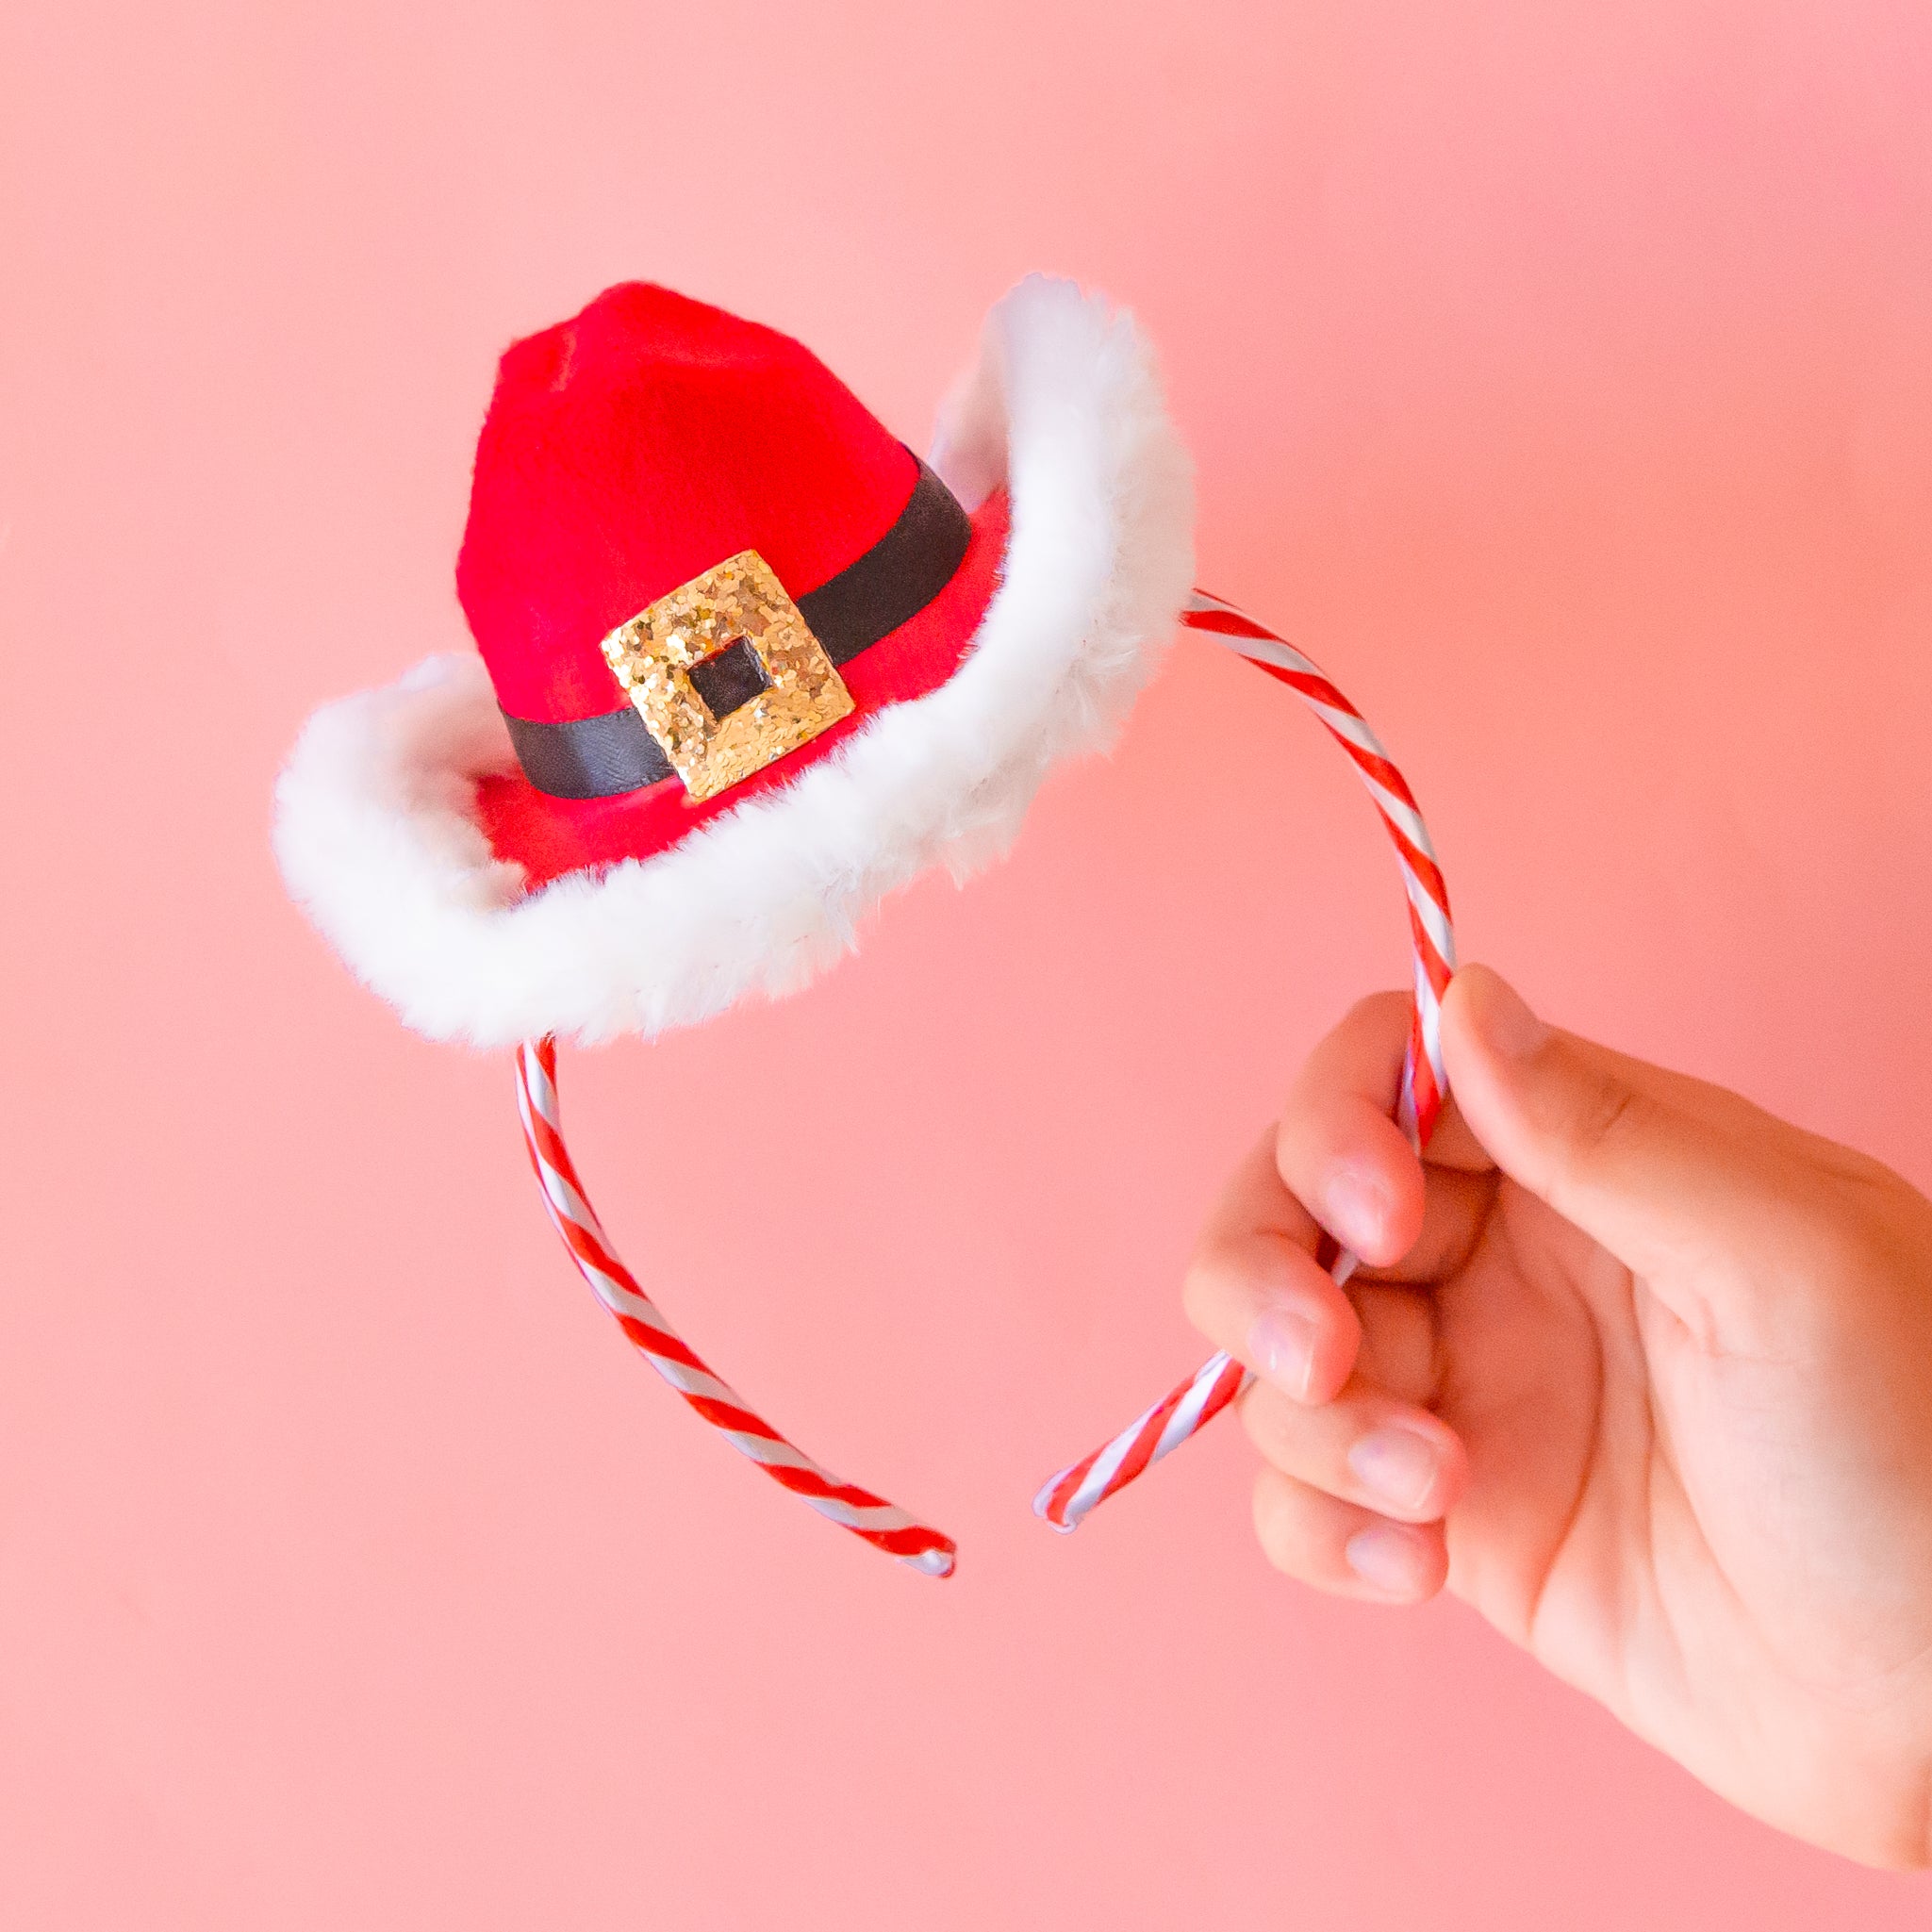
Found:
1247,1301 -> 1319,1399
1347,1427 -> 1439,1512
1323,1165 -> 1391,1253
1472,971 -> 1547,1060
1346,1522 -> 1424,1596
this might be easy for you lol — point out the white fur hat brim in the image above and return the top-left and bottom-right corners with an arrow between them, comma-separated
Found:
272,275 -> 1197,1048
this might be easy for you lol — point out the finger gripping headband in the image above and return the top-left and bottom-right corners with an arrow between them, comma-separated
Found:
516,588 -> 1457,1573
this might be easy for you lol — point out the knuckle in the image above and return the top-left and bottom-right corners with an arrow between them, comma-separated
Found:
1237,1381 -> 1304,1469
1720,1134 -> 1882,1279
1786,1169 -> 1906,1295
1828,1146 -> 1924,1233
1544,1061 -> 1659,1193
1268,1113 -> 1315,1197
1340,989 -> 1411,1038
1565,1070 -> 1646,1163
1251,1472 -> 1307,1575
1181,1240 -> 1265,1337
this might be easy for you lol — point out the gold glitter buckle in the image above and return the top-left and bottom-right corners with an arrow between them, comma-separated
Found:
600,551 -> 855,803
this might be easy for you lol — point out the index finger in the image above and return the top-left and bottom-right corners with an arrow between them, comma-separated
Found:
1181,1130 -> 1366,1405
1273,991 -> 1493,1270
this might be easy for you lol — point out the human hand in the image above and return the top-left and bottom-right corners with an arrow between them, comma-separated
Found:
1182,965 -> 1932,1869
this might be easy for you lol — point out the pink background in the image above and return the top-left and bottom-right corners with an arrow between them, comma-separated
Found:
4,1 -> 1930,1924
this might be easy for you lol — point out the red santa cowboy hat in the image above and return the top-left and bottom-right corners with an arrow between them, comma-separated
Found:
276,276 -> 1194,1045
275,275 -> 1454,1576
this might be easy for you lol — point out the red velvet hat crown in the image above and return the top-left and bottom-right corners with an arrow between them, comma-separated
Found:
457,283 -> 1007,887
457,283 -> 920,726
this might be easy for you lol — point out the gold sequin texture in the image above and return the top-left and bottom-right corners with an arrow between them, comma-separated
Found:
600,551 -> 855,803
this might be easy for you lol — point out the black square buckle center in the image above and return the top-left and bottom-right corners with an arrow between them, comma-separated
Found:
686,636 -> 771,723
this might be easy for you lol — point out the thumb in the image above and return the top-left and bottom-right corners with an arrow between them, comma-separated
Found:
1440,966 -> 1759,1285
